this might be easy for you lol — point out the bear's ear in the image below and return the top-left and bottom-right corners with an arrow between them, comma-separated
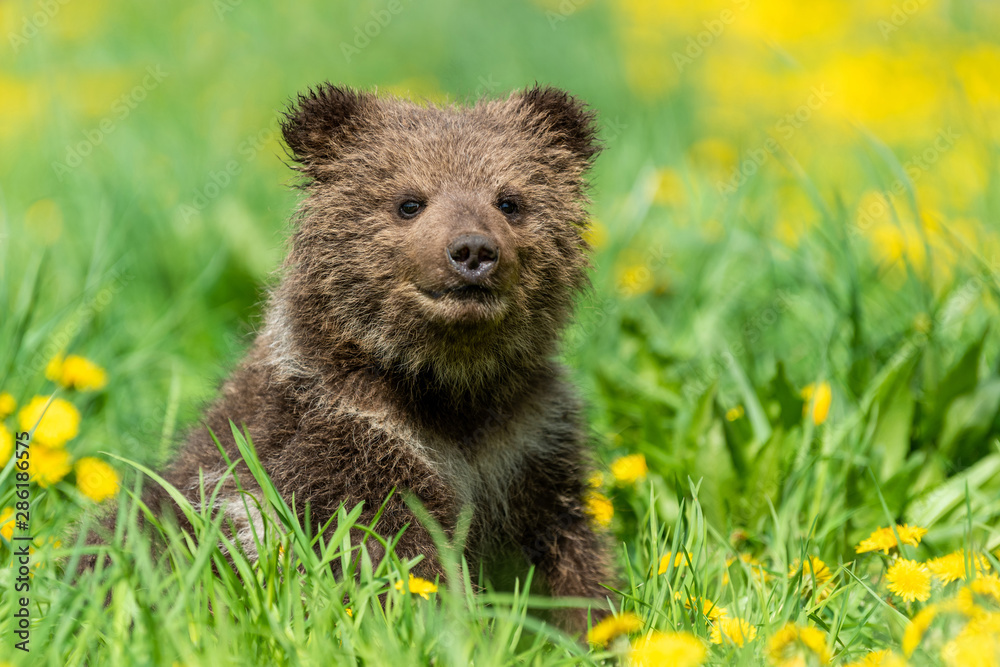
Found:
514,85 -> 601,164
281,84 -> 375,182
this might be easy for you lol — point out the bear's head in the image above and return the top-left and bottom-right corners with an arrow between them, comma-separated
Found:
274,84 -> 600,399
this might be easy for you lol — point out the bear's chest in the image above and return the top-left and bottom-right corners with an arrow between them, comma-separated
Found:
415,415 -> 549,532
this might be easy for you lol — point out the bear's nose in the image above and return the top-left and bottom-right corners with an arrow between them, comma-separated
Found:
447,234 -> 499,282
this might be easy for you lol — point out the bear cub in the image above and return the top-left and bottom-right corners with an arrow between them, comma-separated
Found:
156,84 -> 612,633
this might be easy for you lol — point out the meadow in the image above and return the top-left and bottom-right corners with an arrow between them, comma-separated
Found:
1,0 -> 999,665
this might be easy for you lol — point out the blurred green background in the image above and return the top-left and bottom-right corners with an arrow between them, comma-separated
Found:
3,1 -> 1000,664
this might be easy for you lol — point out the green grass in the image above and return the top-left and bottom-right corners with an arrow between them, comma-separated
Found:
2,0 -> 1000,665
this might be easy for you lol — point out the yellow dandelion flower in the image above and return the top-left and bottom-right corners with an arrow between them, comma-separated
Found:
18,396 -> 80,447
767,623 -> 831,664
725,553 -> 772,585
628,631 -> 706,667
618,264 -> 655,297
652,167 -> 687,207
0,392 -> 16,418
587,611 -> 643,646
887,559 -> 932,603
675,592 -> 727,620
394,574 -> 437,600
856,525 -> 928,554
903,604 -> 938,656
658,551 -> 691,574
582,220 -> 609,250
28,445 -> 72,487
844,649 -> 908,667
710,616 -> 756,646
75,457 -> 120,502
46,354 -> 108,391
801,382 -> 832,425
725,405 -> 744,421
789,556 -> 833,588
0,507 -> 14,541
927,551 -> 991,585
585,490 -> 614,527
970,573 -> 1000,604
0,423 -> 13,467
611,454 -> 648,484
942,615 -> 1000,667
588,471 -> 604,488
344,607 -> 353,617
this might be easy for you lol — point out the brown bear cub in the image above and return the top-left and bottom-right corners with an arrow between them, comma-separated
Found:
155,84 -> 611,633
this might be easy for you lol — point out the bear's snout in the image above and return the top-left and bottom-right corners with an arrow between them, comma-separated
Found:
447,233 -> 498,283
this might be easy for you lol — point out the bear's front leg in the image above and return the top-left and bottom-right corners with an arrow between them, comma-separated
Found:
516,467 -> 613,637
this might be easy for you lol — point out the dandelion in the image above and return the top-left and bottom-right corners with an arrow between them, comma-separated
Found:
844,649 -> 908,667
585,490 -> 614,527
658,551 -> 691,574
675,592 -> 727,620
611,453 -> 648,484
927,550 -> 991,585
0,507 -> 14,541
0,424 -> 13,467
801,382 -> 832,425
618,264 -> 655,297
903,604 -> 938,656
587,611 -> 643,646
28,445 -> 72,487
46,354 -> 108,391
588,471 -> 605,488
628,631 -> 706,667
75,457 -> 120,502
710,616 -> 756,646
394,574 -> 437,600
970,573 -> 1000,605
652,167 -> 686,207
942,616 -> 1000,667
725,405 -> 744,421
725,552 -> 772,585
856,525 -> 928,554
582,220 -> 608,250
767,623 -> 831,664
0,392 -> 16,418
789,556 -> 833,588
887,559 -> 932,603
18,396 -> 80,447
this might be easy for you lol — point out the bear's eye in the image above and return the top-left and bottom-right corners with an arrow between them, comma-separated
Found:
497,199 -> 519,216
398,200 -> 424,219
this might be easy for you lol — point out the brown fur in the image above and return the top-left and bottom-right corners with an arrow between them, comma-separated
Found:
149,84 -> 612,634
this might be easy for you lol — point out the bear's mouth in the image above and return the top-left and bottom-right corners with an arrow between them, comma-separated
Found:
419,284 -> 494,301
415,283 -> 507,321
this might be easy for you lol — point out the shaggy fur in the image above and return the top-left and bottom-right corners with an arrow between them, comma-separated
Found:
149,84 -> 612,633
